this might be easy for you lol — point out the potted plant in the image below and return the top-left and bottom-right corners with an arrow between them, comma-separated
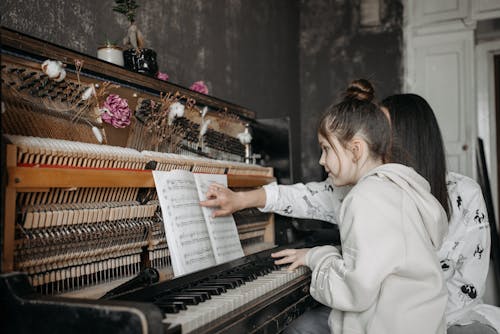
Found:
97,38 -> 124,66
113,0 -> 158,76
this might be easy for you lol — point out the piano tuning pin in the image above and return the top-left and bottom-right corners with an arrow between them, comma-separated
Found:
40,78 -> 49,87
21,72 -> 35,81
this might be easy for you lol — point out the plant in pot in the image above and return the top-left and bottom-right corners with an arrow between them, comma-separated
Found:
97,38 -> 124,66
113,0 -> 158,76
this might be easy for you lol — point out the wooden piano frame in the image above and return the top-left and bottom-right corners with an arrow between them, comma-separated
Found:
2,143 -> 276,274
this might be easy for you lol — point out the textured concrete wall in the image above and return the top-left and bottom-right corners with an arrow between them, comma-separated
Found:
1,0 -> 300,111
299,0 -> 403,181
1,0 -> 404,182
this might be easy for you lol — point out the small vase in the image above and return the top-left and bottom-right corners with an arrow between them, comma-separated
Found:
123,48 -> 158,77
97,45 -> 124,66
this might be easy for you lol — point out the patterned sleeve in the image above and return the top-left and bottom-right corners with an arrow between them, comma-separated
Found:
259,179 -> 350,224
441,173 -> 491,324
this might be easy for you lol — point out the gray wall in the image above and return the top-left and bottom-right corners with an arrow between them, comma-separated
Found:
299,0 -> 403,181
1,0 -> 403,182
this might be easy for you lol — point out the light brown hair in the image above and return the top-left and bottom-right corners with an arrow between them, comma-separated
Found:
318,79 -> 392,163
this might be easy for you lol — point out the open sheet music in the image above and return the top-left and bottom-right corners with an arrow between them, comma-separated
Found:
153,170 -> 244,276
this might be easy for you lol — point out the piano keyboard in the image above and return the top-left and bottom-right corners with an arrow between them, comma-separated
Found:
112,247 -> 314,334
162,267 -> 308,333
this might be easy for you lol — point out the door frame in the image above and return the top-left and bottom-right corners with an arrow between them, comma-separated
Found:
476,40 -> 500,224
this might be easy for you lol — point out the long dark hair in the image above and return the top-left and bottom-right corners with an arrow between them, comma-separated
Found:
381,94 -> 451,220
318,79 -> 392,163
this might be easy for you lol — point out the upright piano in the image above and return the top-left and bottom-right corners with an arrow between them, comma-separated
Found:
0,28 -> 315,333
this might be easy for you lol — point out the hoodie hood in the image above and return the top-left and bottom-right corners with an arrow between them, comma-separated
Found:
361,163 -> 448,249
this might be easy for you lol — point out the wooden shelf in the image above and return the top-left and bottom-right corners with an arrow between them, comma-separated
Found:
7,166 -> 275,189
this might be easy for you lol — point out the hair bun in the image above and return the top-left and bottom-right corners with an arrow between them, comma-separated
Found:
344,79 -> 375,102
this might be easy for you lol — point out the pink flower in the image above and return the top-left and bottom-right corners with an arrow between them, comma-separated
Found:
190,80 -> 209,94
101,94 -> 131,128
157,71 -> 169,81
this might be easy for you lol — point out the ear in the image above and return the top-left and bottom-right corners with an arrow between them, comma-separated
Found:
350,138 -> 364,162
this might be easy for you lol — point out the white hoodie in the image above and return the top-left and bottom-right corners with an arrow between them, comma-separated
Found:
304,163 -> 449,334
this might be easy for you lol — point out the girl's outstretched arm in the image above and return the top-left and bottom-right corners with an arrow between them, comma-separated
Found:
261,180 -> 349,224
201,179 -> 349,224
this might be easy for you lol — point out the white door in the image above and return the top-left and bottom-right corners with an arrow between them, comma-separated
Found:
408,27 -> 475,177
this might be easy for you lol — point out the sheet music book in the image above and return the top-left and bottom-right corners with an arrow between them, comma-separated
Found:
153,170 -> 245,277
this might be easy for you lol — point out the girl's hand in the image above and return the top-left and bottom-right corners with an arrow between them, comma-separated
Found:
271,248 -> 310,271
200,183 -> 243,217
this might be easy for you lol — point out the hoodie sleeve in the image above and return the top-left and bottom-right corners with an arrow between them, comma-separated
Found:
259,179 -> 349,224
445,177 -> 491,323
305,190 -> 405,312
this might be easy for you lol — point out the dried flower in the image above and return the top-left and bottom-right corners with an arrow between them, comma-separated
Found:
92,126 -> 104,143
200,106 -> 208,118
237,131 -> 252,145
200,119 -> 211,137
41,59 -> 66,82
81,85 -> 96,101
157,71 -> 169,81
168,102 -> 185,125
101,94 -> 131,128
190,81 -> 209,94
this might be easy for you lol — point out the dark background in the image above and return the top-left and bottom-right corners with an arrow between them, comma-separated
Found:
1,0 -> 403,182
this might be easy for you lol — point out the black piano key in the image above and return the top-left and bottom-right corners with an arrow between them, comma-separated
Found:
205,280 -> 237,289
184,287 -> 221,296
224,274 -> 255,282
154,302 -> 180,313
172,301 -> 188,310
195,284 -> 227,294
169,294 -> 203,303
218,275 -> 246,282
169,291 -> 208,302
182,289 -> 211,300
253,266 -> 272,275
157,296 -> 199,305
209,278 -> 243,288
